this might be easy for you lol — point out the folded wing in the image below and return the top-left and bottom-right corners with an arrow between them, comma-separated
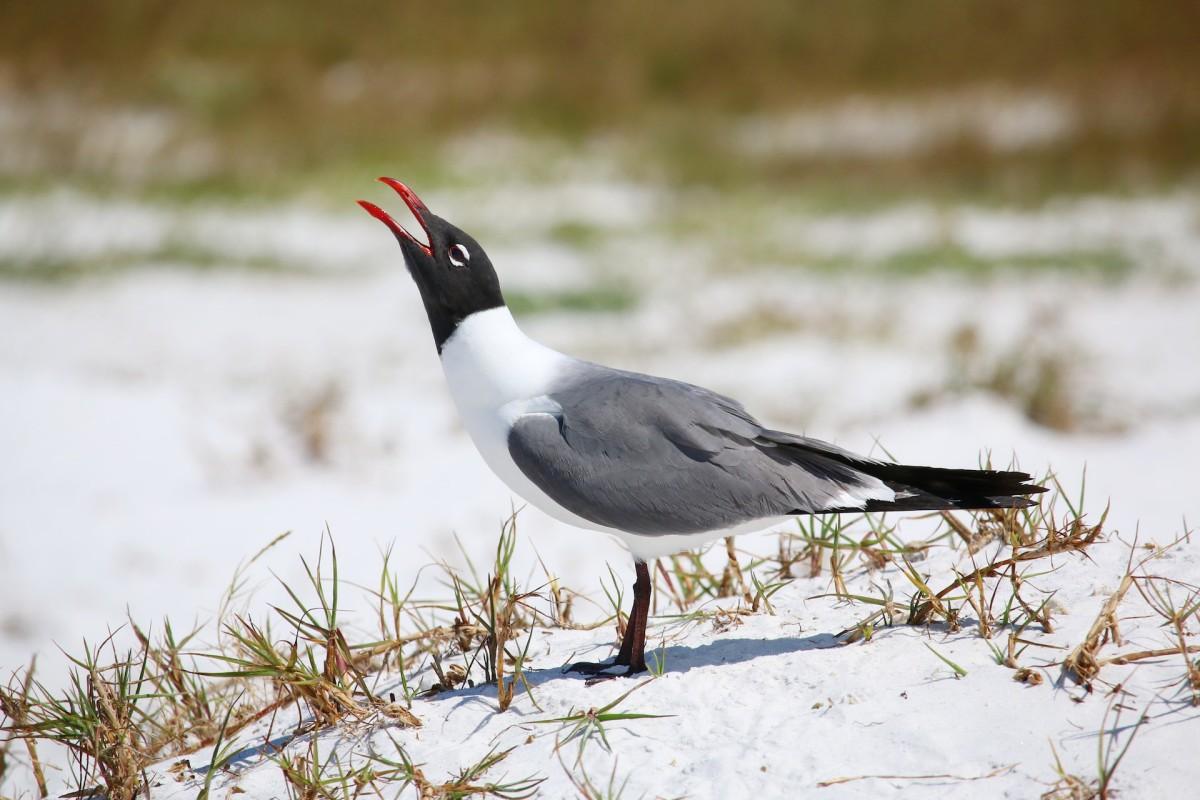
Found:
506,371 -> 893,536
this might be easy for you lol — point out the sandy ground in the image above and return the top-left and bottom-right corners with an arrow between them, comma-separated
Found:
1,187 -> 1198,797
147,520 -> 1200,800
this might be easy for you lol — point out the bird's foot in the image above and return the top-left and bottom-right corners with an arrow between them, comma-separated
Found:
588,664 -> 649,685
564,658 -> 647,685
563,659 -> 625,676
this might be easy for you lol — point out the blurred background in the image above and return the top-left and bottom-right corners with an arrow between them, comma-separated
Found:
2,0 -> 1199,713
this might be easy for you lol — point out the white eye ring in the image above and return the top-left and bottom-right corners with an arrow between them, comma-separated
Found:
449,243 -> 470,267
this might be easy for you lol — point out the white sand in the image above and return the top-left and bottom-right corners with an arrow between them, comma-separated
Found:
2,188 -> 1198,797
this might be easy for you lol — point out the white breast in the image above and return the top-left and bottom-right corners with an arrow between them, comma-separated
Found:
438,307 -> 613,533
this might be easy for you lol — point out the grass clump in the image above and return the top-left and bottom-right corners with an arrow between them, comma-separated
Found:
1042,700 -> 1149,800
1062,527 -> 1200,693
3,637 -> 153,800
366,738 -> 545,800
204,534 -> 420,730
556,751 -> 636,800
445,517 -> 543,712
274,735 -> 380,800
818,470 -> 1105,668
530,679 -> 668,766
130,617 -> 225,753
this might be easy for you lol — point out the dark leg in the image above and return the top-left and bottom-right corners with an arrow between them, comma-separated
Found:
566,560 -> 652,676
623,561 -> 651,674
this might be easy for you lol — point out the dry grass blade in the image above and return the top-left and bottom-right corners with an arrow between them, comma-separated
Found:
660,551 -> 723,611
217,530 -> 294,642
1131,571 -> 1200,704
555,746 -> 633,800
941,510 -> 984,552
1042,698 -> 1148,799
1062,574 -> 1133,687
434,746 -> 545,799
818,764 -> 1014,787
446,516 -> 545,712
0,658 -> 48,797
274,735 -> 377,800
1041,740 -> 1096,800
1098,645 -> 1200,666
719,537 -> 753,605
367,736 -> 545,800
196,690 -> 245,800
129,616 -> 227,756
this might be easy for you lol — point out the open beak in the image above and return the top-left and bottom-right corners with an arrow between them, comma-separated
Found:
358,178 -> 433,256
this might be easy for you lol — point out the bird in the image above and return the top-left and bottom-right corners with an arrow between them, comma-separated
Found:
358,178 -> 1047,677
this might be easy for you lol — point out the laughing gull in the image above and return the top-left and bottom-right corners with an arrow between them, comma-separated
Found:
359,178 -> 1046,676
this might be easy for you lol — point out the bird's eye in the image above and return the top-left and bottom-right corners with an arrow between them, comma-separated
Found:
448,243 -> 470,267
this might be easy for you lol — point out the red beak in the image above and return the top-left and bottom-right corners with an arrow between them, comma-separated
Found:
358,178 -> 433,256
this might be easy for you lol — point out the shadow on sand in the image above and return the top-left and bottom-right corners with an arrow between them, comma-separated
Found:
432,630 -> 842,732
523,630 -> 841,687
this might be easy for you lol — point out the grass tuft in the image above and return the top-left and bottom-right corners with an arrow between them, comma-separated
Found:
4,636 -> 153,800
531,679 -> 669,766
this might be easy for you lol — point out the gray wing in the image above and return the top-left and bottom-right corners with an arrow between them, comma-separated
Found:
506,370 -> 886,536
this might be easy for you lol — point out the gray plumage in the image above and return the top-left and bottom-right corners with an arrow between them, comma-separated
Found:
506,366 -> 887,536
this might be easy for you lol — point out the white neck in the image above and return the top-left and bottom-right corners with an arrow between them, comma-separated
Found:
438,306 -> 570,410
436,305 -> 608,534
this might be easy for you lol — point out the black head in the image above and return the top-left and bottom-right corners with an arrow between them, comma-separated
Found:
359,178 -> 504,351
